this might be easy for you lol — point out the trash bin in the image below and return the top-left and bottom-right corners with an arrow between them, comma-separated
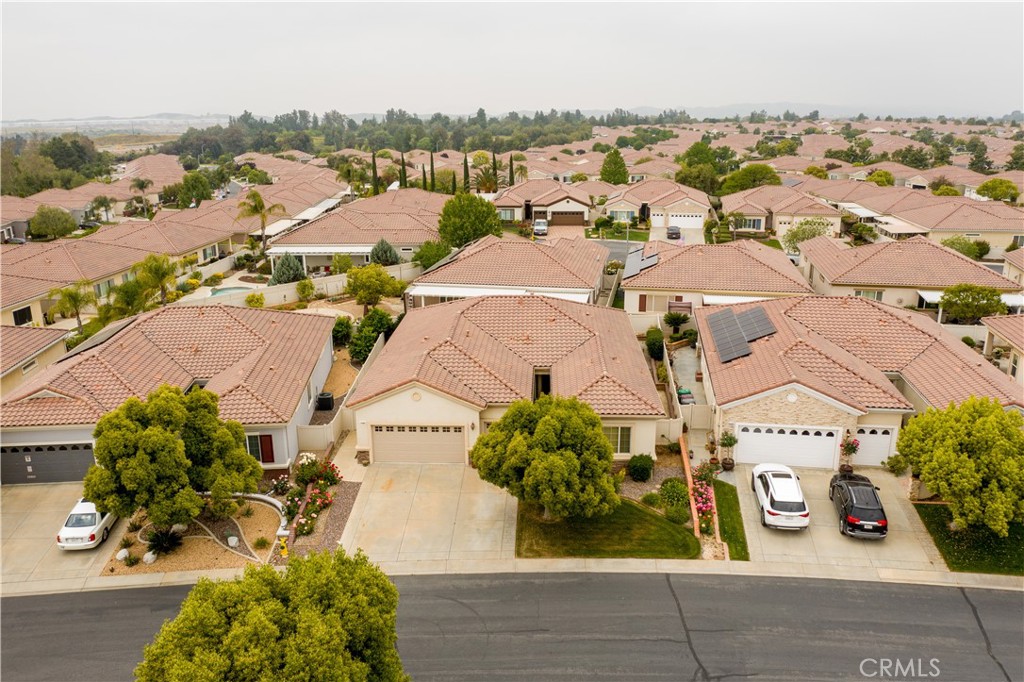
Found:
317,392 -> 334,410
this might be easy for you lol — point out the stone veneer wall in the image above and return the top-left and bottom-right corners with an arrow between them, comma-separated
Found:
720,389 -> 857,435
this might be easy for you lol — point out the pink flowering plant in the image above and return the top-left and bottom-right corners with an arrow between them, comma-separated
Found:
691,461 -> 719,534
841,435 -> 860,459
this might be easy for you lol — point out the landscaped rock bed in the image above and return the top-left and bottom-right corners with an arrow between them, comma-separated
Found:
619,452 -> 686,502
290,481 -> 361,558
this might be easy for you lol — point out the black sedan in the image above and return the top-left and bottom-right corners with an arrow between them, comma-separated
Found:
829,472 -> 888,539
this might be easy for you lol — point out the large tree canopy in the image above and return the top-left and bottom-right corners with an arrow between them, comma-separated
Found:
887,397 -> 1024,537
136,550 -> 408,682
719,164 -> 781,195
437,193 -> 502,248
470,395 -> 620,520
343,263 -> 405,315
599,148 -> 629,184
939,284 -> 1008,324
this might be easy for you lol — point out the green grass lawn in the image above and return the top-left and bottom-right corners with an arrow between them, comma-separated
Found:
611,289 -> 624,309
759,238 -> 783,250
914,504 -> 1023,576
517,498 -> 700,559
585,228 -> 650,242
713,480 -> 749,561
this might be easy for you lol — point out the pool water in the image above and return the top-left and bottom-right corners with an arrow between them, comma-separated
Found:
211,286 -> 253,296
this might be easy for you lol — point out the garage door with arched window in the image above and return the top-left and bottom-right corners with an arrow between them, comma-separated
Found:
731,424 -> 840,469
852,427 -> 894,467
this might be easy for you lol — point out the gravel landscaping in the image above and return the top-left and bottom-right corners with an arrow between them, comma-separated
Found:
619,453 -> 686,501
291,481 -> 360,558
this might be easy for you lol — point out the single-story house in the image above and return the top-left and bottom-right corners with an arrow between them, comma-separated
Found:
345,296 -> 665,463
901,165 -> 991,200
0,325 -> 68,395
829,161 -> 919,186
0,305 -> 335,484
492,180 -> 592,225
573,180 -> 621,200
603,178 -> 713,232
888,201 -> 1024,253
720,185 -> 842,245
981,315 -> 1024,387
694,296 -> 1024,470
621,240 -> 813,317
1,196 -> 43,241
627,158 -> 679,184
798,236 -> 1022,312
1004,248 -> 1024,285
405,235 -> 608,308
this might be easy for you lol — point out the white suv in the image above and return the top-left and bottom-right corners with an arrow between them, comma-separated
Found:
533,219 -> 549,236
751,464 -> 810,530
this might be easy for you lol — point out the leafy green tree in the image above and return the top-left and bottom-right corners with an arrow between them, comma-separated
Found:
1005,143 -> 1024,171
941,234 -> 980,260
48,280 -> 97,334
296,278 -> 316,302
178,171 -> 213,208
100,279 -> 154,323
370,239 -> 401,266
331,253 -> 353,274
269,253 -> 306,285
865,170 -> 895,187
674,163 -> 719,195
782,217 -> 832,253
237,189 -> 287,254
29,204 -> 78,239
332,316 -> 353,346
939,284 -> 1008,324
179,154 -> 199,171
133,253 -> 179,305
890,145 -> 932,170
887,397 -> 1024,537
438,193 -> 502,247
136,550 -> 408,682
719,164 -> 781,194
928,176 -> 954,192
349,307 -> 396,362
412,240 -> 450,270
976,178 -> 1019,202
130,177 -> 154,218
967,138 -> 993,174
804,166 -> 828,179
932,185 -> 961,196
344,263 -> 405,315
471,396 -> 620,520
599,148 -> 629,184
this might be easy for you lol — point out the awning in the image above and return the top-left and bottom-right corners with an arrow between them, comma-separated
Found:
843,205 -> 881,219
292,198 -> 341,221
702,294 -> 770,306
919,290 -> 1023,308
252,219 -> 300,238
267,244 -> 373,256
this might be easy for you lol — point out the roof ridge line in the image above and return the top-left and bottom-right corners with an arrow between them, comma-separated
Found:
432,339 -> 524,401
782,337 -> 908,407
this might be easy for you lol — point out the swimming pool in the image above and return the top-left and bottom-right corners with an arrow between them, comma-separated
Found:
211,286 -> 253,296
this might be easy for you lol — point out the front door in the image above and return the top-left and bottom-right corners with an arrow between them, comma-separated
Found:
258,435 -> 275,463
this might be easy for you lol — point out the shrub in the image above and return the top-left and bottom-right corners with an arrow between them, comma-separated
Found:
175,280 -> 193,293
186,278 -> 202,290
283,487 -> 305,521
974,240 -> 991,260
123,554 -> 140,567
127,518 -> 144,533
594,215 -> 613,230
682,328 -> 698,345
165,290 -> 183,303
660,477 -> 688,507
665,504 -> 691,525
962,336 -> 976,348
295,459 -> 341,487
656,363 -> 668,383
269,474 -> 291,496
665,441 -> 682,455
234,253 -> 255,270
147,529 -> 183,555
296,278 -> 315,302
295,302 -> 308,310
256,261 -> 272,276
253,537 -> 270,550
240,503 -> 254,518
202,273 -> 224,287
669,332 -> 685,343
640,492 -> 662,508
627,454 -> 655,482
245,292 -> 265,308
119,536 -> 135,549
645,327 -> 665,360
332,316 -> 353,346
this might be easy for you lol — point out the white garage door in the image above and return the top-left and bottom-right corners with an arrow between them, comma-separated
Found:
668,213 -> 703,229
732,424 -> 839,469
651,211 -> 665,226
372,425 -> 465,463
852,426 -> 894,467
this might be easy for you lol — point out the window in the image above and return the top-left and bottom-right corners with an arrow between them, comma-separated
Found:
1012,235 -> 1024,248
499,209 -> 515,221
245,434 -> 275,463
742,218 -> 763,231
202,245 -> 218,261
855,290 -> 883,301
401,247 -> 414,253
21,359 -> 37,374
1011,353 -> 1019,379
610,210 -> 635,221
306,381 -> 313,405
533,370 -> 551,400
122,271 -> 136,284
93,279 -> 114,298
602,426 -> 631,454
13,306 -> 33,326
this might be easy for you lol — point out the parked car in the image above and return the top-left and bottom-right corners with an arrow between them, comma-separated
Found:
751,463 -> 810,530
56,499 -> 117,550
666,225 -> 681,240
829,472 -> 888,539
533,219 -> 549,236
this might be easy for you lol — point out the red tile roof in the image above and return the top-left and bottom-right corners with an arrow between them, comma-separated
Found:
347,296 -> 665,417
493,180 -> 591,208
982,315 -> 1024,351
606,178 -> 711,210
0,325 -> 67,376
721,185 -> 840,218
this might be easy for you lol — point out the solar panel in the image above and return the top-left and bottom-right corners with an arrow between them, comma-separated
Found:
736,306 -> 777,342
707,309 -> 751,363
622,247 -> 658,279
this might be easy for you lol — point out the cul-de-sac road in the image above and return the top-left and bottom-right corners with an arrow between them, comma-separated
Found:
2,574 -> 1021,681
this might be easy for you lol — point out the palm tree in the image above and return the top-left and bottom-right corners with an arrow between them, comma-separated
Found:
237,189 -> 287,254
100,279 -> 152,323
48,280 -> 96,335
91,195 -> 115,222
130,178 -> 153,218
515,164 -> 529,183
133,253 -> 178,305
472,159 -> 509,194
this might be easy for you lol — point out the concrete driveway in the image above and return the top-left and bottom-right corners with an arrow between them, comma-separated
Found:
733,465 -> 946,573
340,464 -> 516,566
2,483 -> 120,590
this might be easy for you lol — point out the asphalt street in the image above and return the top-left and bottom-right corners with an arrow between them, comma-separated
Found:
2,574 -> 1021,682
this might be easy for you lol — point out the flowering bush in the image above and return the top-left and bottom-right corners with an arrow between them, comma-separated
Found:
269,474 -> 290,496
693,461 -> 719,486
295,459 -> 342,487
283,487 -> 305,520
295,515 -> 316,536
692,480 -> 715,516
841,435 -> 860,458
305,485 -> 335,514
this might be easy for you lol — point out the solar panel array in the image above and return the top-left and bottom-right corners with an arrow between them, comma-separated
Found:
707,306 -> 779,364
736,307 -> 777,342
623,247 -> 658,279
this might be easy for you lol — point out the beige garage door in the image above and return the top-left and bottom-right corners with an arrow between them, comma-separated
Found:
372,425 -> 466,463
549,211 -> 585,225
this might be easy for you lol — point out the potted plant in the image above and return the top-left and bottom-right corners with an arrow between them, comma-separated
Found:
839,432 -> 859,473
718,431 -> 738,471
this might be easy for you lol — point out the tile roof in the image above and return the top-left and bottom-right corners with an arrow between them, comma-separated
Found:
721,185 -> 841,218
573,180 -> 622,197
347,296 -> 664,417
0,306 -> 334,428
1,196 -> 42,224
492,180 -> 591,208
799,236 -> 1022,290
696,296 -> 1023,412
622,240 -> 813,294
1004,248 -> 1024,272
415,235 -> 608,290
892,201 -> 1024,233
87,218 -> 236,255
982,315 -> 1024,351
606,178 -> 711,210
0,325 -> 67,376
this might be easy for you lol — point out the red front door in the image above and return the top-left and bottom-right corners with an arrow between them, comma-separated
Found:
259,435 -> 275,463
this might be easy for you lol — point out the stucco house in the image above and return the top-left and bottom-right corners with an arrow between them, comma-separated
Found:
492,180 -> 592,225
981,315 -> 1024,387
901,165 -> 991,200
0,325 -> 68,395
345,296 -> 665,463
798,236 -> 1022,312
0,306 -> 335,484
405,235 -> 608,308
720,185 -> 842,245
603,179 -> 713,234
621,240 -> 813,318
1004,248 -> 1024,285
695,296 -> 1024,470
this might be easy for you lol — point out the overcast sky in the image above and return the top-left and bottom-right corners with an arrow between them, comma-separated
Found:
3,2 -> 1021,121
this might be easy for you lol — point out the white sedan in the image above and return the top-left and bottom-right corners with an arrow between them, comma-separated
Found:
751,464 -> 810,530
56,499 -> 117,550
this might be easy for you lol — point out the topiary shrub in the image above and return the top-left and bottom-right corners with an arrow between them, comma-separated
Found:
659,477 -> 688,507
645,327 -> 664,360
962,336 -> 976,348
627,454 -> 655,482
665,504 -> 691,525
640,492 -> 662,508
202,273 -> 224,287
245,292 -> 265,308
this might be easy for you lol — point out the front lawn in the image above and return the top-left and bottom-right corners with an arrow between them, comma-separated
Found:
585,228 -> 650,242
516,498 -> 700,559
713,480 -> 749,561
914,504 -> 1023,576
759,238 -> 783,250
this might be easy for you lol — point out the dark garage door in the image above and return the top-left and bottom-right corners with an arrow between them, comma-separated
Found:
1,444 -> 95,484
549,211 -> 585,226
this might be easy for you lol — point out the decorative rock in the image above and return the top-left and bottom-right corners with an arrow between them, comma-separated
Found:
143,551 -> 158,565
171,523 -> 188,534
227,535 -> 240,548
116,548 -> 129,561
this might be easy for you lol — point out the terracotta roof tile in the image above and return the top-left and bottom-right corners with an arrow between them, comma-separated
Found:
981,315 -> 1024,351
0,325 -> 67,376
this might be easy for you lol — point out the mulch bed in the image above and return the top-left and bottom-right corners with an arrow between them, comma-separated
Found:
309,402 -> 342,426
196,510 -> 256,559
238,275 -> 268,284
619,454 -> 686,502
290,481 -> 361,558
